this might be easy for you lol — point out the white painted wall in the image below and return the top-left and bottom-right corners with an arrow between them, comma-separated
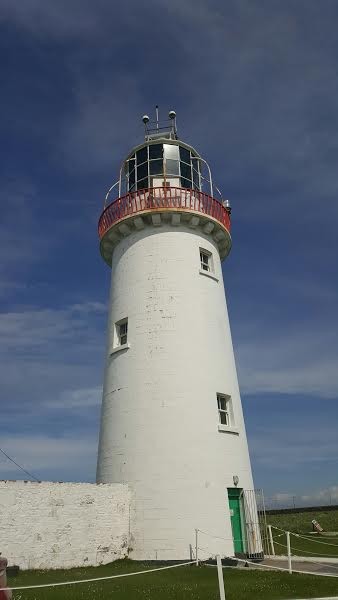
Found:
97,223 -> 256,560
0,481 -> 130,570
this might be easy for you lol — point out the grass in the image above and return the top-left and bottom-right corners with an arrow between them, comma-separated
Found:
7,560 -> 338,600
271,530 -> 338,558
267,509 -> 338,534
267,508 -> 338,557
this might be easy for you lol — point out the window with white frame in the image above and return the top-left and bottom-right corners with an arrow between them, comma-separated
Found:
217,394 -> 233,426
116,319 -> 128,346
200,249 -> 212,272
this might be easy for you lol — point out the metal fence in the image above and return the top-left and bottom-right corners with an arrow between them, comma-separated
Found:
265,495 -> 338,512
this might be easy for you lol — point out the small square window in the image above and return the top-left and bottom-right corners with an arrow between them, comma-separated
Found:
217,394 -> 233,427
200,249 -> 212,272
116,319 -> 128,346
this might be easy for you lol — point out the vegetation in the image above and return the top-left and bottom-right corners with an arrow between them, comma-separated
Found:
270,530 -> 338,558
266,508 -> 338,557
7,560 -> 338,600
267,508 -> 338,533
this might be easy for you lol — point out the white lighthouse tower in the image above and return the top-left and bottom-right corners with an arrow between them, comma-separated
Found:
96,110 -> 262,561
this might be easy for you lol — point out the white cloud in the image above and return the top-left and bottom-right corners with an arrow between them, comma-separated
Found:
0,0 -> 104,39
250,425 -> 338,469
238,354 -> 338,399
60,75 -> 144,172
233,286 -> 338,399
48,386 -> 102,410
0,435 -> 97,481
0,181 -> 40,271
3,0 -> 338,226
301,486 -> 338,505
0,302 -> 106,422
1,0 -> 338,491
0,302 -> 105,349
267,486 -> 338,508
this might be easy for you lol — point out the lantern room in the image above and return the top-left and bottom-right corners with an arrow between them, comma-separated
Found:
124,140 -> 202,192
99,109 -> 232,265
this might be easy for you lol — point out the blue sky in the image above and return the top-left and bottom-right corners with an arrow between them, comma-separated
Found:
1,0 -> 337,507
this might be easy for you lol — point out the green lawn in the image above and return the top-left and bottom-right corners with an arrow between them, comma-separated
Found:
270,530 -> 338,558
267,509 -> 338,534
7,561 -> 338,600
266,509 -> 338,557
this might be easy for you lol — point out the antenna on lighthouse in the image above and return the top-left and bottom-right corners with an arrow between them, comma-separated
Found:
142,107 -> 178,141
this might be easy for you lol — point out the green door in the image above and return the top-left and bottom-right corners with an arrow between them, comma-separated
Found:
228,488 -> 244,553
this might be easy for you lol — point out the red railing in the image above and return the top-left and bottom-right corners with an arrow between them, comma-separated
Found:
98,187 -> 231,240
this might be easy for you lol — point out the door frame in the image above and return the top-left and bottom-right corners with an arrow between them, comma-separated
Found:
227,487 -> 246,555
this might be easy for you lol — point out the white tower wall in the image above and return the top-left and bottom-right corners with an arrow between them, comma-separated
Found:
97,223 -> 254,560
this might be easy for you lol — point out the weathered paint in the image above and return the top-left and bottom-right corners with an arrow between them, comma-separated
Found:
0,481 -> 130,570
96,221 -> 255,559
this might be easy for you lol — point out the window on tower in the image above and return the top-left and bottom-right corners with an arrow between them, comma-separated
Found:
200,249 -> 211,272
117,319 -> 128,346
199,248 -> 218,281
217,394 -> 233,427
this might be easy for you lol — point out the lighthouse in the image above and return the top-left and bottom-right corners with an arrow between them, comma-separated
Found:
96,110 -> 262,561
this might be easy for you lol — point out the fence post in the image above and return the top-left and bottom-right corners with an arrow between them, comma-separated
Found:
195,529 -> 199,566
286,531 -> 292,574
268,525 -> 275,556
216,555 -> 226,600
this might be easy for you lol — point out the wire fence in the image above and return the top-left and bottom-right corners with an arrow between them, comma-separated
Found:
3,525 -> 338,598
0,560 -> 196,592
265,496 -> 338,511
266,524 -> 338,573
2,554 -> 338,600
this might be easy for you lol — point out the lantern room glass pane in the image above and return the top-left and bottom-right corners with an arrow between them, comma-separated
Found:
137,162 -> 148,181
136,146 -> 147,164
128,156 -> 136,171
149,144 -> 163,159
180,162 -> 191,180
149,159 -> 163,175
193,167 -> 200,189
137,177 -> 148,190
166,159 -> 180,176
129,169 -> 135,187
164,144 -> 179,160
179,146 -> 190,163
181,178 -> 192,189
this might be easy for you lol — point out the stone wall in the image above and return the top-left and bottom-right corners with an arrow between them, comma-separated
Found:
0,481 -> 130,570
